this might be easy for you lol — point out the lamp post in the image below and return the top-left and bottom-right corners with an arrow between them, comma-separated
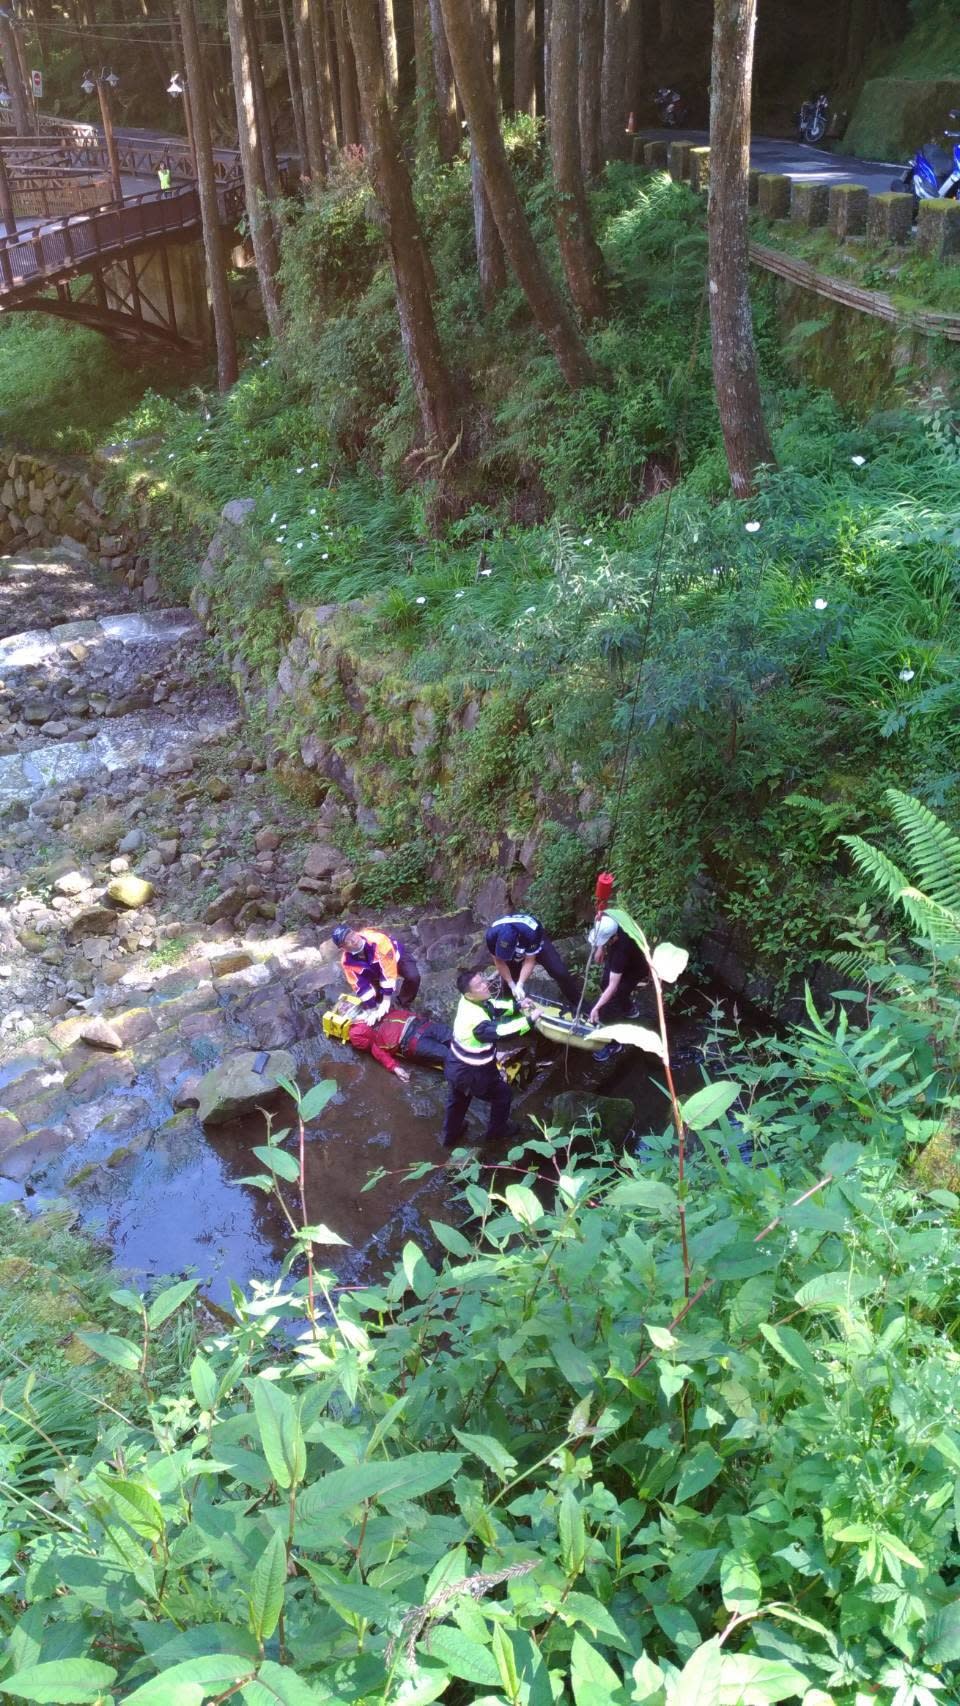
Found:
82,68 -> 122,204
0,143 -> 15,234
166,68 -> 197,176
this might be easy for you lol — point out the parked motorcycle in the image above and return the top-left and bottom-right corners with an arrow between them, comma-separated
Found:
797,92 -> 830,145
893,114 -> 960,208
653,87 -> 688,128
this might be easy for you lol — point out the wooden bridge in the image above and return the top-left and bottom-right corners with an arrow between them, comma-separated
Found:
0,115 -> 272,354
0,182 -> 244,353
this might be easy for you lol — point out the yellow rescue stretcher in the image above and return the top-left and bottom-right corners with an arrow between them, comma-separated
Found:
321,992 -> 607,1081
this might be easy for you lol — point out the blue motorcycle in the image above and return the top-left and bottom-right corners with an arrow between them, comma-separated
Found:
893,113 -> 960,209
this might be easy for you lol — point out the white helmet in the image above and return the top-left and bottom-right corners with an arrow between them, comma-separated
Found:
588,912 -> 617,951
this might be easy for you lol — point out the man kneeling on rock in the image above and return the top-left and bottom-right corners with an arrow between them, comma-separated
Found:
331,923 -> 421,1011
440,967 -> 529,1150
347,1006 -> 452,1082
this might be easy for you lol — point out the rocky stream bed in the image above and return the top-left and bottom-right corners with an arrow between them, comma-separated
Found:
0,541 -> 713,1302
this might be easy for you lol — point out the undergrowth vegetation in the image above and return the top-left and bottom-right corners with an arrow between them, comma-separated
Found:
2,855 -> 960,1703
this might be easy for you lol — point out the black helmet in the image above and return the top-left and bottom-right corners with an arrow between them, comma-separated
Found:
331,924 -> 351,948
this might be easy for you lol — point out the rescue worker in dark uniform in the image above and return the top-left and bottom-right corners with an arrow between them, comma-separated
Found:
441,967 -> 529,1149
331,924 -> 421,1011
587,911 -> 647,1023
485,911 -> 581,1013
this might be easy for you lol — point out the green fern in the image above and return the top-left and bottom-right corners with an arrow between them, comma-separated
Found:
840,788 -> 960,952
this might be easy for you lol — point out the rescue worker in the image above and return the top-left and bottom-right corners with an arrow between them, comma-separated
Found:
441,967 -> 528,1149
331,924 -> 421,1011
587,912 -> 647,1023
486,911 -> 581,1013
347,1004 -> 451,1080
157,159 -> 172,193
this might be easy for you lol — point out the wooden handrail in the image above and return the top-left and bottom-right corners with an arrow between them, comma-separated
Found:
749,240 -> 960,344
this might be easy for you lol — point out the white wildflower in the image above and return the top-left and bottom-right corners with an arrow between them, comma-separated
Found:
899,667 -> 915,682
309,507 -> 317,516
851,454 -> 866,467
454,590 -> 465,599
296,466 -> 304,474
270,512 -> 277,523
814,597 -> 828,610
524,606 -> 536,615
322,552 -> 329,560
583,537 -> 593,546
415,596 -> 427,605
480,568 -> 492,577
745,520 -> 760,533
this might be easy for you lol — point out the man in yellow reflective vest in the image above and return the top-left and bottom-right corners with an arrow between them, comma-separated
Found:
441,966 -> 529,1150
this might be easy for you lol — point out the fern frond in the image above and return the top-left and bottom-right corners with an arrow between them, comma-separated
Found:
885,788 -> 960,917
896,887 -> 960,952
840,834 -> 913,912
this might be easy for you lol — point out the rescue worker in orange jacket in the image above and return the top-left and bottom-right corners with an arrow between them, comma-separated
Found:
331,924 -> 421,1012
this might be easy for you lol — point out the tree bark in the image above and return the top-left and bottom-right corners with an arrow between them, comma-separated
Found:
543,0 -> 553,120
471,0 -> 506,306
345,0 -> 461,450
624,0 -> 644,133
279,0 -> 309,174
0,15 -> 31,136
295,0 -> 327,179
226,0 -> 284,340
513,0 -> 536,115
708,0 -> 774,497
428,0 -> 460,160
380,0 -> 400,102
312,0 -> 340,159
600,0 -> 627,158
180,0 -> 239,390
244,0 -> 281,201
578,0 -> 603,179
550,0 -> 606,319
333,0 -> 362,144
440,0 -> 596,386
412,0 -> 438,148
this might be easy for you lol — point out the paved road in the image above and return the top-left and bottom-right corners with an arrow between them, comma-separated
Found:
640,129 -> 905,192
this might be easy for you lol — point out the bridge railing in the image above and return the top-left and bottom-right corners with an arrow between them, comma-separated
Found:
0,181 -> 243,295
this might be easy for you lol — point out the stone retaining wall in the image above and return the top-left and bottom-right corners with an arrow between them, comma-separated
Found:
0,450 -> 153,587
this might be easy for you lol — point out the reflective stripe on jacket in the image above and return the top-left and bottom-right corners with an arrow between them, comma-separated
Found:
451,995 -> 530,1066
341,929 -> 401,1008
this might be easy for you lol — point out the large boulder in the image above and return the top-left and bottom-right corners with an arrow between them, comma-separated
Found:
194,1050 -> 297,1126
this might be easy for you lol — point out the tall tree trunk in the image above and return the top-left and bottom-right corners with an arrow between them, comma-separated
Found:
708,0 -> 774,497
513,0 -> 536,115
226,0 -> 284,340
244,0 -> 281,200
600,0 -> 627,157
180,0 -> 239,390
543,0 -> 553,120
0,16 -> 31,136
279,0 -> 309,174
550,0 -> 606,319
380,0 -> 400,102
333,0 -> 362,143
412,0 -> 439,149
312,0 -> 340,159
295,0 -> 327,179
428,0 -> 460,159
624,0 -> 644,133
345,0 -> 461,449
440,0 -> 596,386
578,0 -> 603,179
471,0 -> 506,305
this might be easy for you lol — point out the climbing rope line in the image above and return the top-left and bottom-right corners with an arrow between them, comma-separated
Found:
561,271 -> 710,1067
606,270 -> 709,864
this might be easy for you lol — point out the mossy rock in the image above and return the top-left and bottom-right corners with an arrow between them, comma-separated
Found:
845,76 -> 960,166
913,1118 -> 960,1195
